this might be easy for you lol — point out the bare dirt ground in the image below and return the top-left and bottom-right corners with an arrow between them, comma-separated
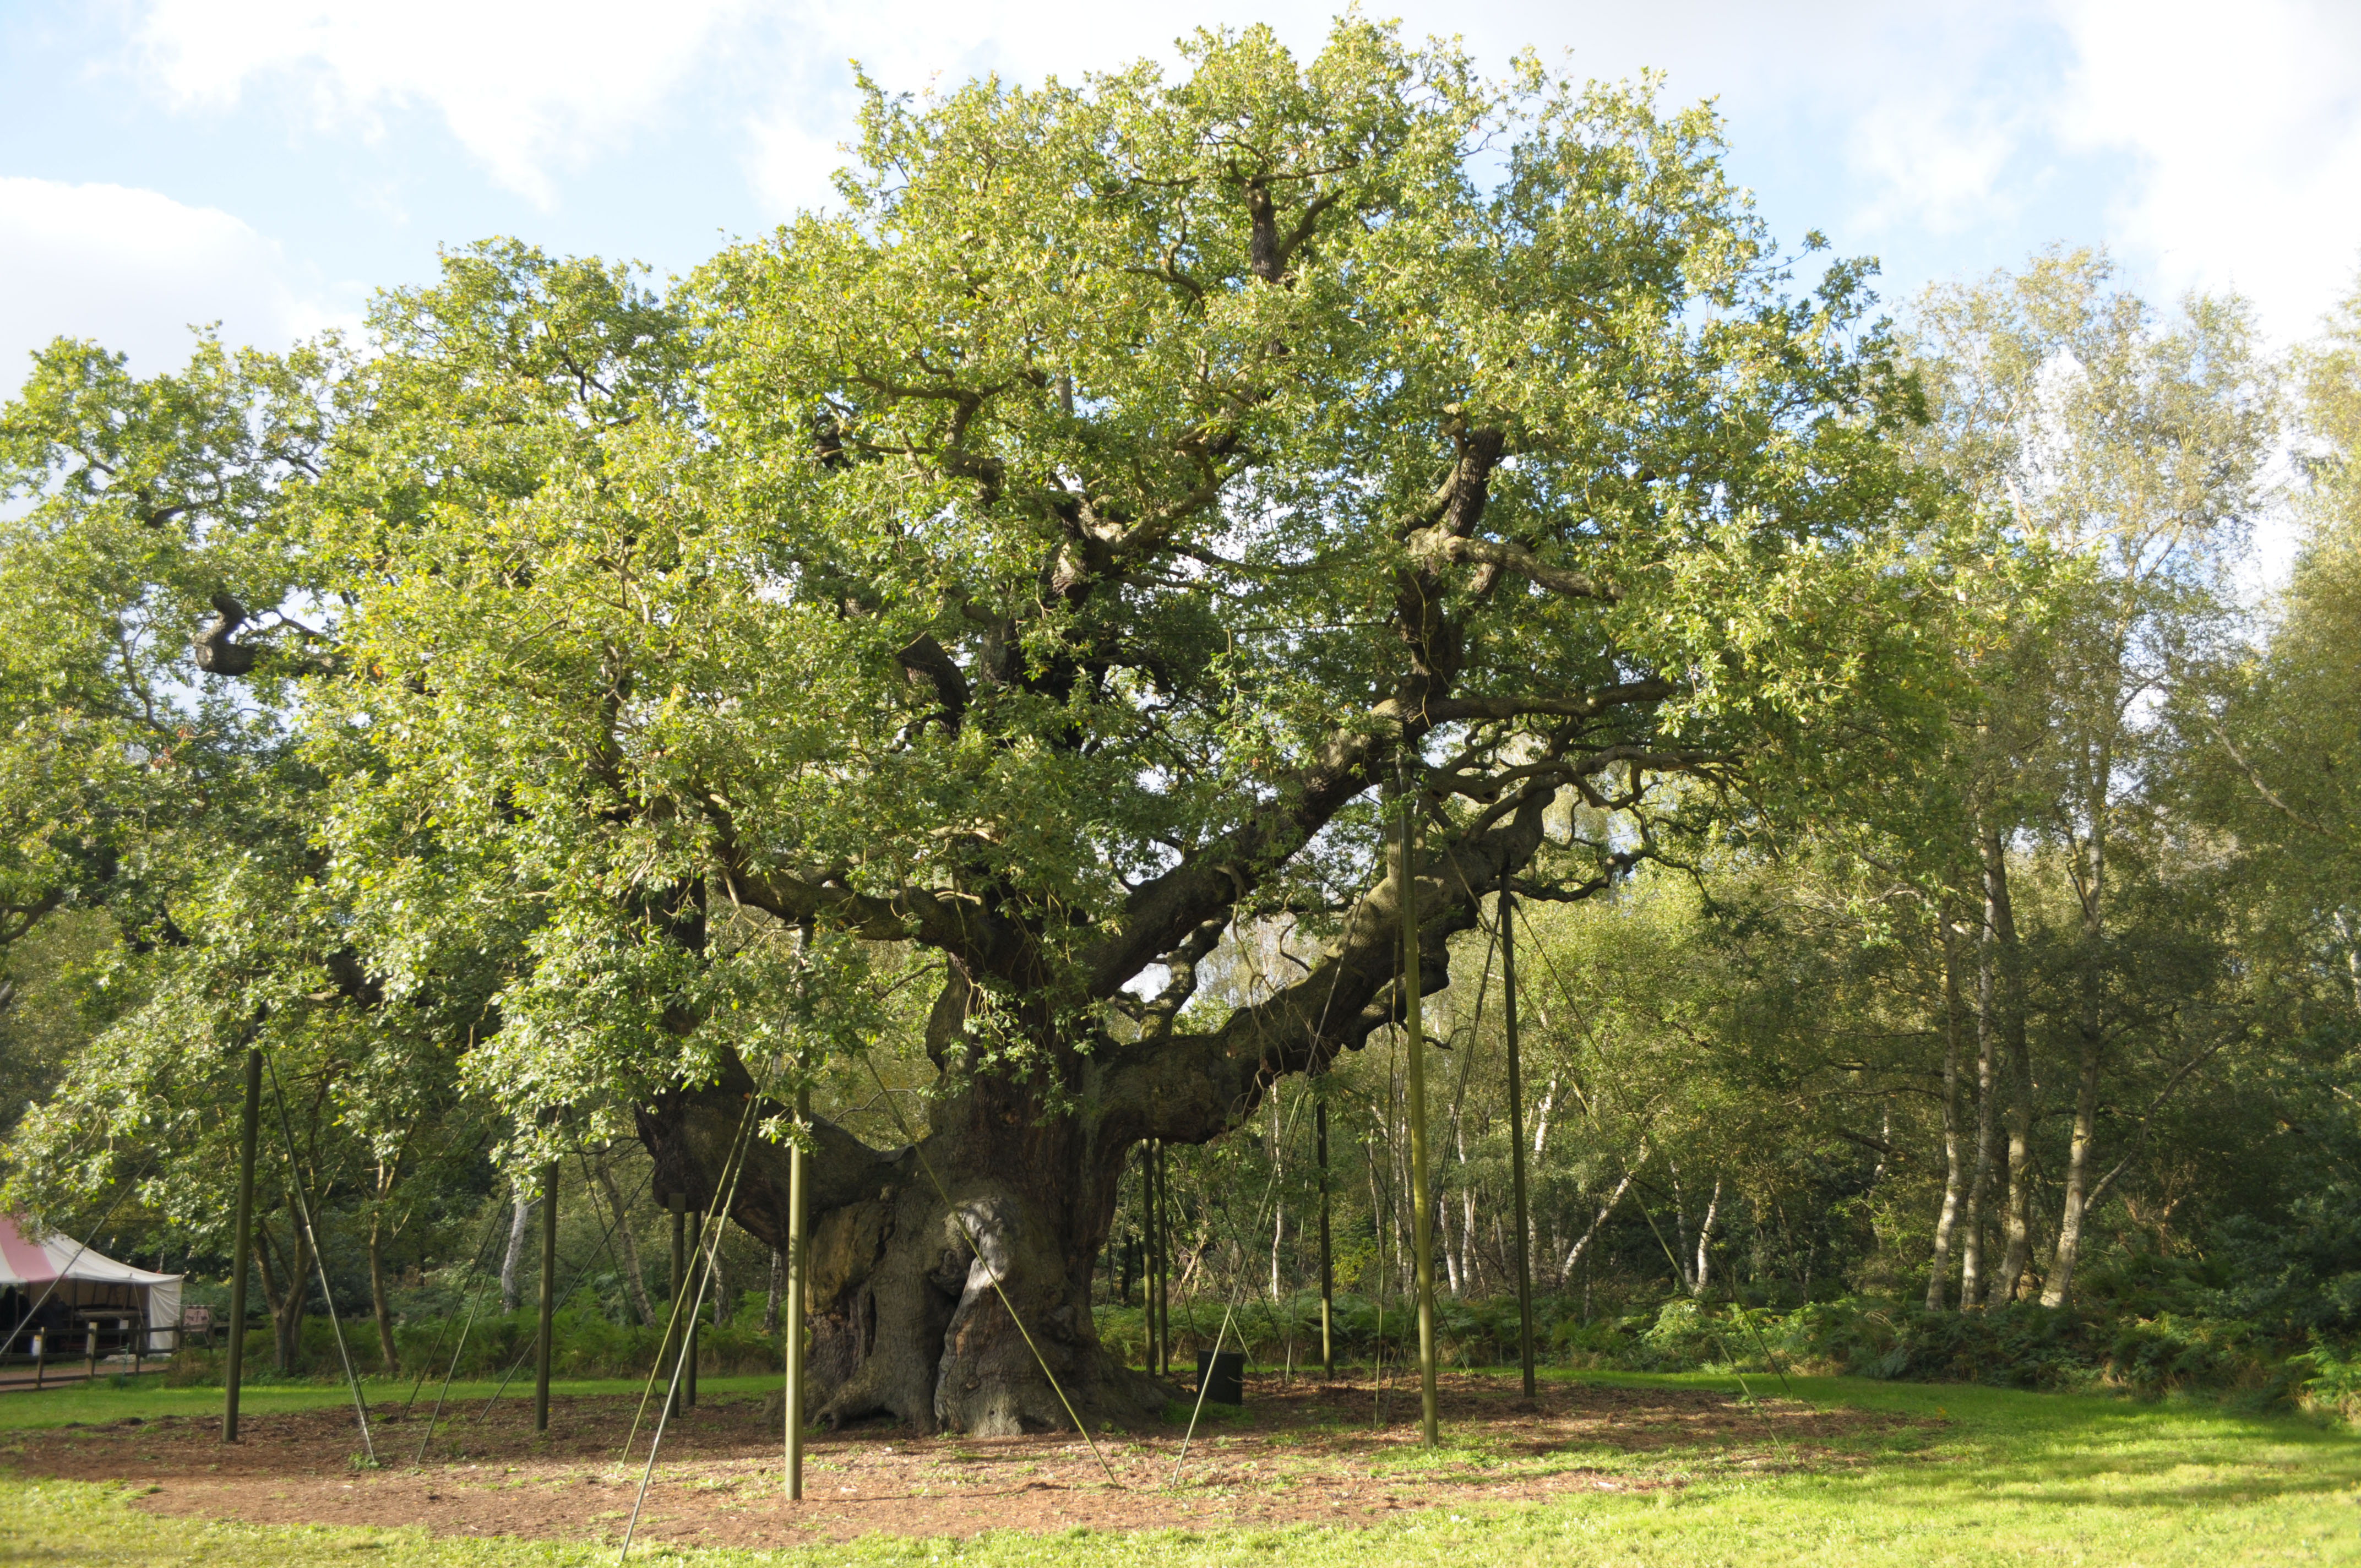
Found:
0,1371 -> 1932,1549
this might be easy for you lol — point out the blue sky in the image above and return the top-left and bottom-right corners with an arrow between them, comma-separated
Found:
4,2 -> 2357,401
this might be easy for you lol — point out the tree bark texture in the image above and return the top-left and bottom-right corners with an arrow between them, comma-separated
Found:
2043,722 -> 2115,1308
2043,1020 -> 2107,1307
1979,820 -> 2040,1302
1926,917 -> 1968,1312
591,1151 -> 659,1327
258,1210 -> 309,1374
368,1214 -> 400,1375
499,1191 -> 532,1316
1690,1177 -> 1721,1298
1959,896 -> 2001,1309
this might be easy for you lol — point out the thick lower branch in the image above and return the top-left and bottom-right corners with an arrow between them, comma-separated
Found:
1102,786 -> 1567,1147
634,1049 -> 916,1251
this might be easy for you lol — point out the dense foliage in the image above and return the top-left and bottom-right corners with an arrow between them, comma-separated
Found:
0,18 -> 2354,1417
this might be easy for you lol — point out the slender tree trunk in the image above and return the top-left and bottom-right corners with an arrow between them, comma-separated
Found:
2043,1039 -> 2105,1307
1691,1178 -> 1721,1297
1446,1065 -> 1478,1299
1393,1071 -> 1414,1295
260,1208 -> 310,1373
1670,1168 -> 1695,1292
1267,1088 -> 1285,1302
2043,729 -> 2114,1308
764,1248 -> 785,1336
710,1234 -> 732,1325
281,1209 -> 309,1372
1454,1190 -> 1473,1294
1440,1193 -> 1463,1297
1444,1002 -> 1479,1301
368,1212 -> 401,1375
500,1190 -> 532,1315
2335,911 -> 2361,1015
1559,1167 -> 1637,1278
1531,1075 -> 1558,1286
1984,821 -> 2038,1303
2043,908 -> 2110,1309
1959,895 -> 2001,1309
1927,916 -> 1968,1311
253,1218 -> 285,1374
592,1150 -> 658,1327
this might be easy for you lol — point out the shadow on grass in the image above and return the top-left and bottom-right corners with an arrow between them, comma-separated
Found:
1573,1370 -> 2361,1512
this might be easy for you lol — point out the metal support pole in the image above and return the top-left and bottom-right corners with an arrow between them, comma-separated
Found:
535,1161 -> 556,1432
225,1047 -> 260,1442
1152,1142 -> 1171,1376
1316,1098 -> 1335,1379
667,1194 -> 686,1419
1139,1145 -> 1157,1373
1400,788 -> 1439,1445
1144,1145 -> 1160,1374
785,1085 -> 808,1500
1502,866 -> 1538,1400
685,1207 -> 700,1409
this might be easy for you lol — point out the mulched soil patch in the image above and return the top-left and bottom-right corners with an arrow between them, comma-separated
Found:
0,1371 -> 1933,1549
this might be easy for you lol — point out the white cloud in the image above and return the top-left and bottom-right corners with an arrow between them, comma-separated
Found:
130,0 -> 752,205
0,178 -> 344,390
1847,89 -> 2033,238
729,0 -> 1914,222
732,1 -> 1243,220
1836,7 -> 2060,241
743,108 -> 849,220
2055,0 -> 2361,339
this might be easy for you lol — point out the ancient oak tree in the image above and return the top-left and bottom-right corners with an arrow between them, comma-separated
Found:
5,24 -> 1945,1433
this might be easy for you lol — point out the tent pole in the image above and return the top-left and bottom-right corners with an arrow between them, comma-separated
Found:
224,1047 -> 261,1443
1400,785 -> 1439,1446
535,1161 -> 556,1433
1502,865 -> 1538,1399
785,1083 -> 808,1499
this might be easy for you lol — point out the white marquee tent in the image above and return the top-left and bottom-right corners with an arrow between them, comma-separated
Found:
0,1215 -> 182,1354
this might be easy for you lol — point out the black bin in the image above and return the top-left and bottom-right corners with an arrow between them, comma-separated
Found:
1195,1348 -> 1245,1406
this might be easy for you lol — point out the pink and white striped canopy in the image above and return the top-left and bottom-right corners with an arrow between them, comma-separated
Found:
1,1215 -> 183,1349
0,1216 -> 177,1290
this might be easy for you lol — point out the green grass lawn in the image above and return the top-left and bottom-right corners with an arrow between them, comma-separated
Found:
0,1372 -> 785,1431
2,1370 -> 2355,1565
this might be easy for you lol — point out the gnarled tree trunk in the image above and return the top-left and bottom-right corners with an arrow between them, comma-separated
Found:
640,781 -> 1547,1434
639,1055 -> 1168,1435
